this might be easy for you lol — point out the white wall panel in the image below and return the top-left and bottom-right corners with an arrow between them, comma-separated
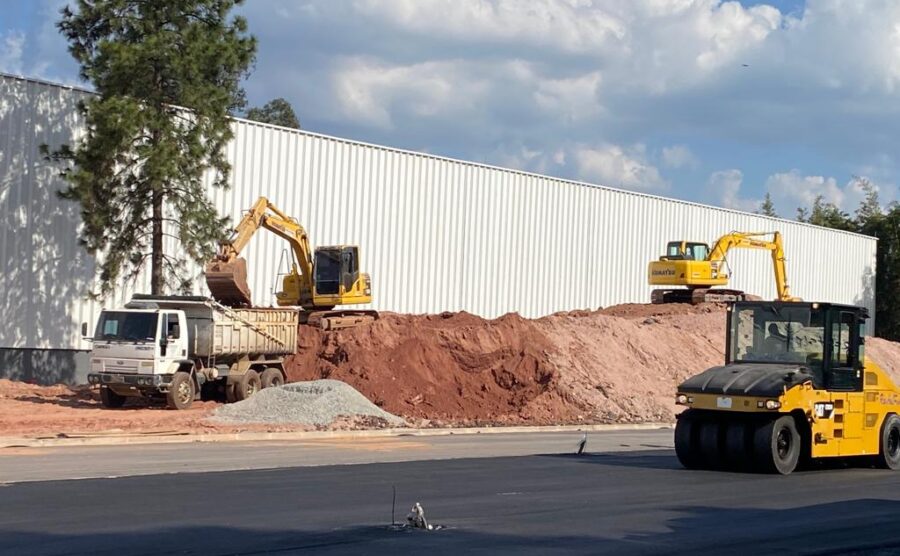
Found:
0,73 -> 879,351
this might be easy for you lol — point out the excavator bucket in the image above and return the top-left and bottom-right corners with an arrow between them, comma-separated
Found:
205,257 -> 253,307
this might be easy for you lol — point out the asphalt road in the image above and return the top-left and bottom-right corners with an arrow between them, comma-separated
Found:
0,429 -> 672,483
3,433 -> 900,555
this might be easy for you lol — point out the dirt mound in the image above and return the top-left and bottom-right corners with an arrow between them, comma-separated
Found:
285,312 -> 575,425
285,304 -> 729,425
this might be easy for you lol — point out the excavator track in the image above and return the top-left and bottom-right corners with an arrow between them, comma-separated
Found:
651,288 -> 751,305
302,310 -> 379,331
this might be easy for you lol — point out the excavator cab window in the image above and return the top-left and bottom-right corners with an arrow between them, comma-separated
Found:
314,249 -> 342,295
664,242 -> 710,261
341,247 -> 359,292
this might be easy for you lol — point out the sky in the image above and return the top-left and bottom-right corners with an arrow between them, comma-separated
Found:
2,0 -> 898,218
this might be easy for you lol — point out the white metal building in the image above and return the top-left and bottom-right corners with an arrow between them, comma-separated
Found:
0,73 -> 878,383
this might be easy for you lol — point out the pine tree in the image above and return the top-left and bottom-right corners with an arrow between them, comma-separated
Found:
853,176 -> 882,225
245,98 -> 301,129
758,192 -> 777,217
45,0 -> 256,296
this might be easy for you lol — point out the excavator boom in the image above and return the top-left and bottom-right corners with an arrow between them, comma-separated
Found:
205,197 -> 315,307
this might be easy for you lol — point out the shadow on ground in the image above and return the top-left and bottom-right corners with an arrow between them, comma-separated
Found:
3,499 -> 900,556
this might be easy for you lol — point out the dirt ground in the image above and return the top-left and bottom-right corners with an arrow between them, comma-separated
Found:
3,303 -> 900,437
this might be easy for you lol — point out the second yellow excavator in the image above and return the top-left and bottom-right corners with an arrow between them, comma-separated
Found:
647,231 -> 800,304
205,197 -> 376,329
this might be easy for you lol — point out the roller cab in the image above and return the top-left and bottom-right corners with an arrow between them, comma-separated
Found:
675,300 -> 900,474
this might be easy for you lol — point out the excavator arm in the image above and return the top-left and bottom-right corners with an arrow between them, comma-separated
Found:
206,197 -> 314,306
707,232 -> 797,302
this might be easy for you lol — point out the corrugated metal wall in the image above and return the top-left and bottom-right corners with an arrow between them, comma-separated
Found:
0,73 -> 878,352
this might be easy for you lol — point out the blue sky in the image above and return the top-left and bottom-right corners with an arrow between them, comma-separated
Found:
2,0 -> 898,217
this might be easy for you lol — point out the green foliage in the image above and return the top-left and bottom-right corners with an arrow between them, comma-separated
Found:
792,177 -> 900,339
47,0 -> 256,296
245,97 -> 300,129
758,192 -> 777,217
859,204 -> 900,341
805,195 -> 854,231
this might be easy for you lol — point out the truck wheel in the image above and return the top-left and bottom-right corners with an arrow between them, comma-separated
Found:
724,421 -> 752,471
261,368 -> 284,389
166,372 -> 195,410
674,410 -> 703,469
100,387 -> 126,408
875,414 -> 900,470
234,370 -> 261,401
753,416 -> 800,474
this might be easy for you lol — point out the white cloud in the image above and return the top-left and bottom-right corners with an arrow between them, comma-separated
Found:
766,170 -> 845,212
351,0 -> 628,54
708,169 -> 759,212
661,144 -> 698,169
574,143 -> 667,191
0,31 -> 25,75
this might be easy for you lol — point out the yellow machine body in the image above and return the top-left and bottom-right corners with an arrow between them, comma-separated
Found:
648,232 -> 798,304
674,301 -> 900,473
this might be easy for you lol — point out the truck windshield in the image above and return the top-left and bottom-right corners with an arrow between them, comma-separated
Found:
94,312 -> 158,342
729,304 -> 825,367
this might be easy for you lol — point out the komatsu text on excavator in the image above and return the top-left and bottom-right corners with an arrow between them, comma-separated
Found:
205,197 -> 376,330
648,231 -> 798,304
675,300 -> 900,474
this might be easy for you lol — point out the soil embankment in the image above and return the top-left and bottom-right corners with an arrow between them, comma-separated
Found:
4,303 -> 900,436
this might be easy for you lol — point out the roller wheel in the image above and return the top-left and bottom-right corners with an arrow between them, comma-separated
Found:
698,421 -> 724,469
874,414 -> 900,470
674,410 -> 703,469
260,368 -> 284,389
233,370 -> 261,402
724,421 -> 752,471
100,386 -> 127,408
166,371 -> 195,410
753,415 -> 800,474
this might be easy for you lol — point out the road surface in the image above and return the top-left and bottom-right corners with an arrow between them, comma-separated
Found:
2,430 -> 899,555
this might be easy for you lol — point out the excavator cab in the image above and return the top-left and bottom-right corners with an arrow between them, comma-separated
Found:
275,245 -> 372,308
662,241 -> 711,261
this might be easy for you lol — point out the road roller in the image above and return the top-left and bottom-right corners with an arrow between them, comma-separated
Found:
674,300 -> 900,474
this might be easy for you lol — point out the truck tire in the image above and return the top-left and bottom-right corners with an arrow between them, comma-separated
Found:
100,386 -> 126,408
753,415 -> 800,474
234,370 -> 261,401
167,372 -> 195,410
261,368 -> 284,389
674,410 -> 703,469
874,414 -> 900,470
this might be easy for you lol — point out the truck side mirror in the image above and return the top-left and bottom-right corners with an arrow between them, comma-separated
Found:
81,322 -> 88,337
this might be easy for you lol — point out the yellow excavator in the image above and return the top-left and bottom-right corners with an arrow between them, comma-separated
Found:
205,197 -> 376,329
647,231 -> 799,304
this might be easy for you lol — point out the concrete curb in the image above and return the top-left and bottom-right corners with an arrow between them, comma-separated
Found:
0,422 -> 674,449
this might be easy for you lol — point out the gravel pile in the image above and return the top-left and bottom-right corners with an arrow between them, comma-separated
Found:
211,379 -> 407,427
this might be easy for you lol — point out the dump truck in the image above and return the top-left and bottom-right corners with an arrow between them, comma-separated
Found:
86,295 -> 298,410
648,231 -> 799,304
675,300 -> 900,474
205,197 -> 376,330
